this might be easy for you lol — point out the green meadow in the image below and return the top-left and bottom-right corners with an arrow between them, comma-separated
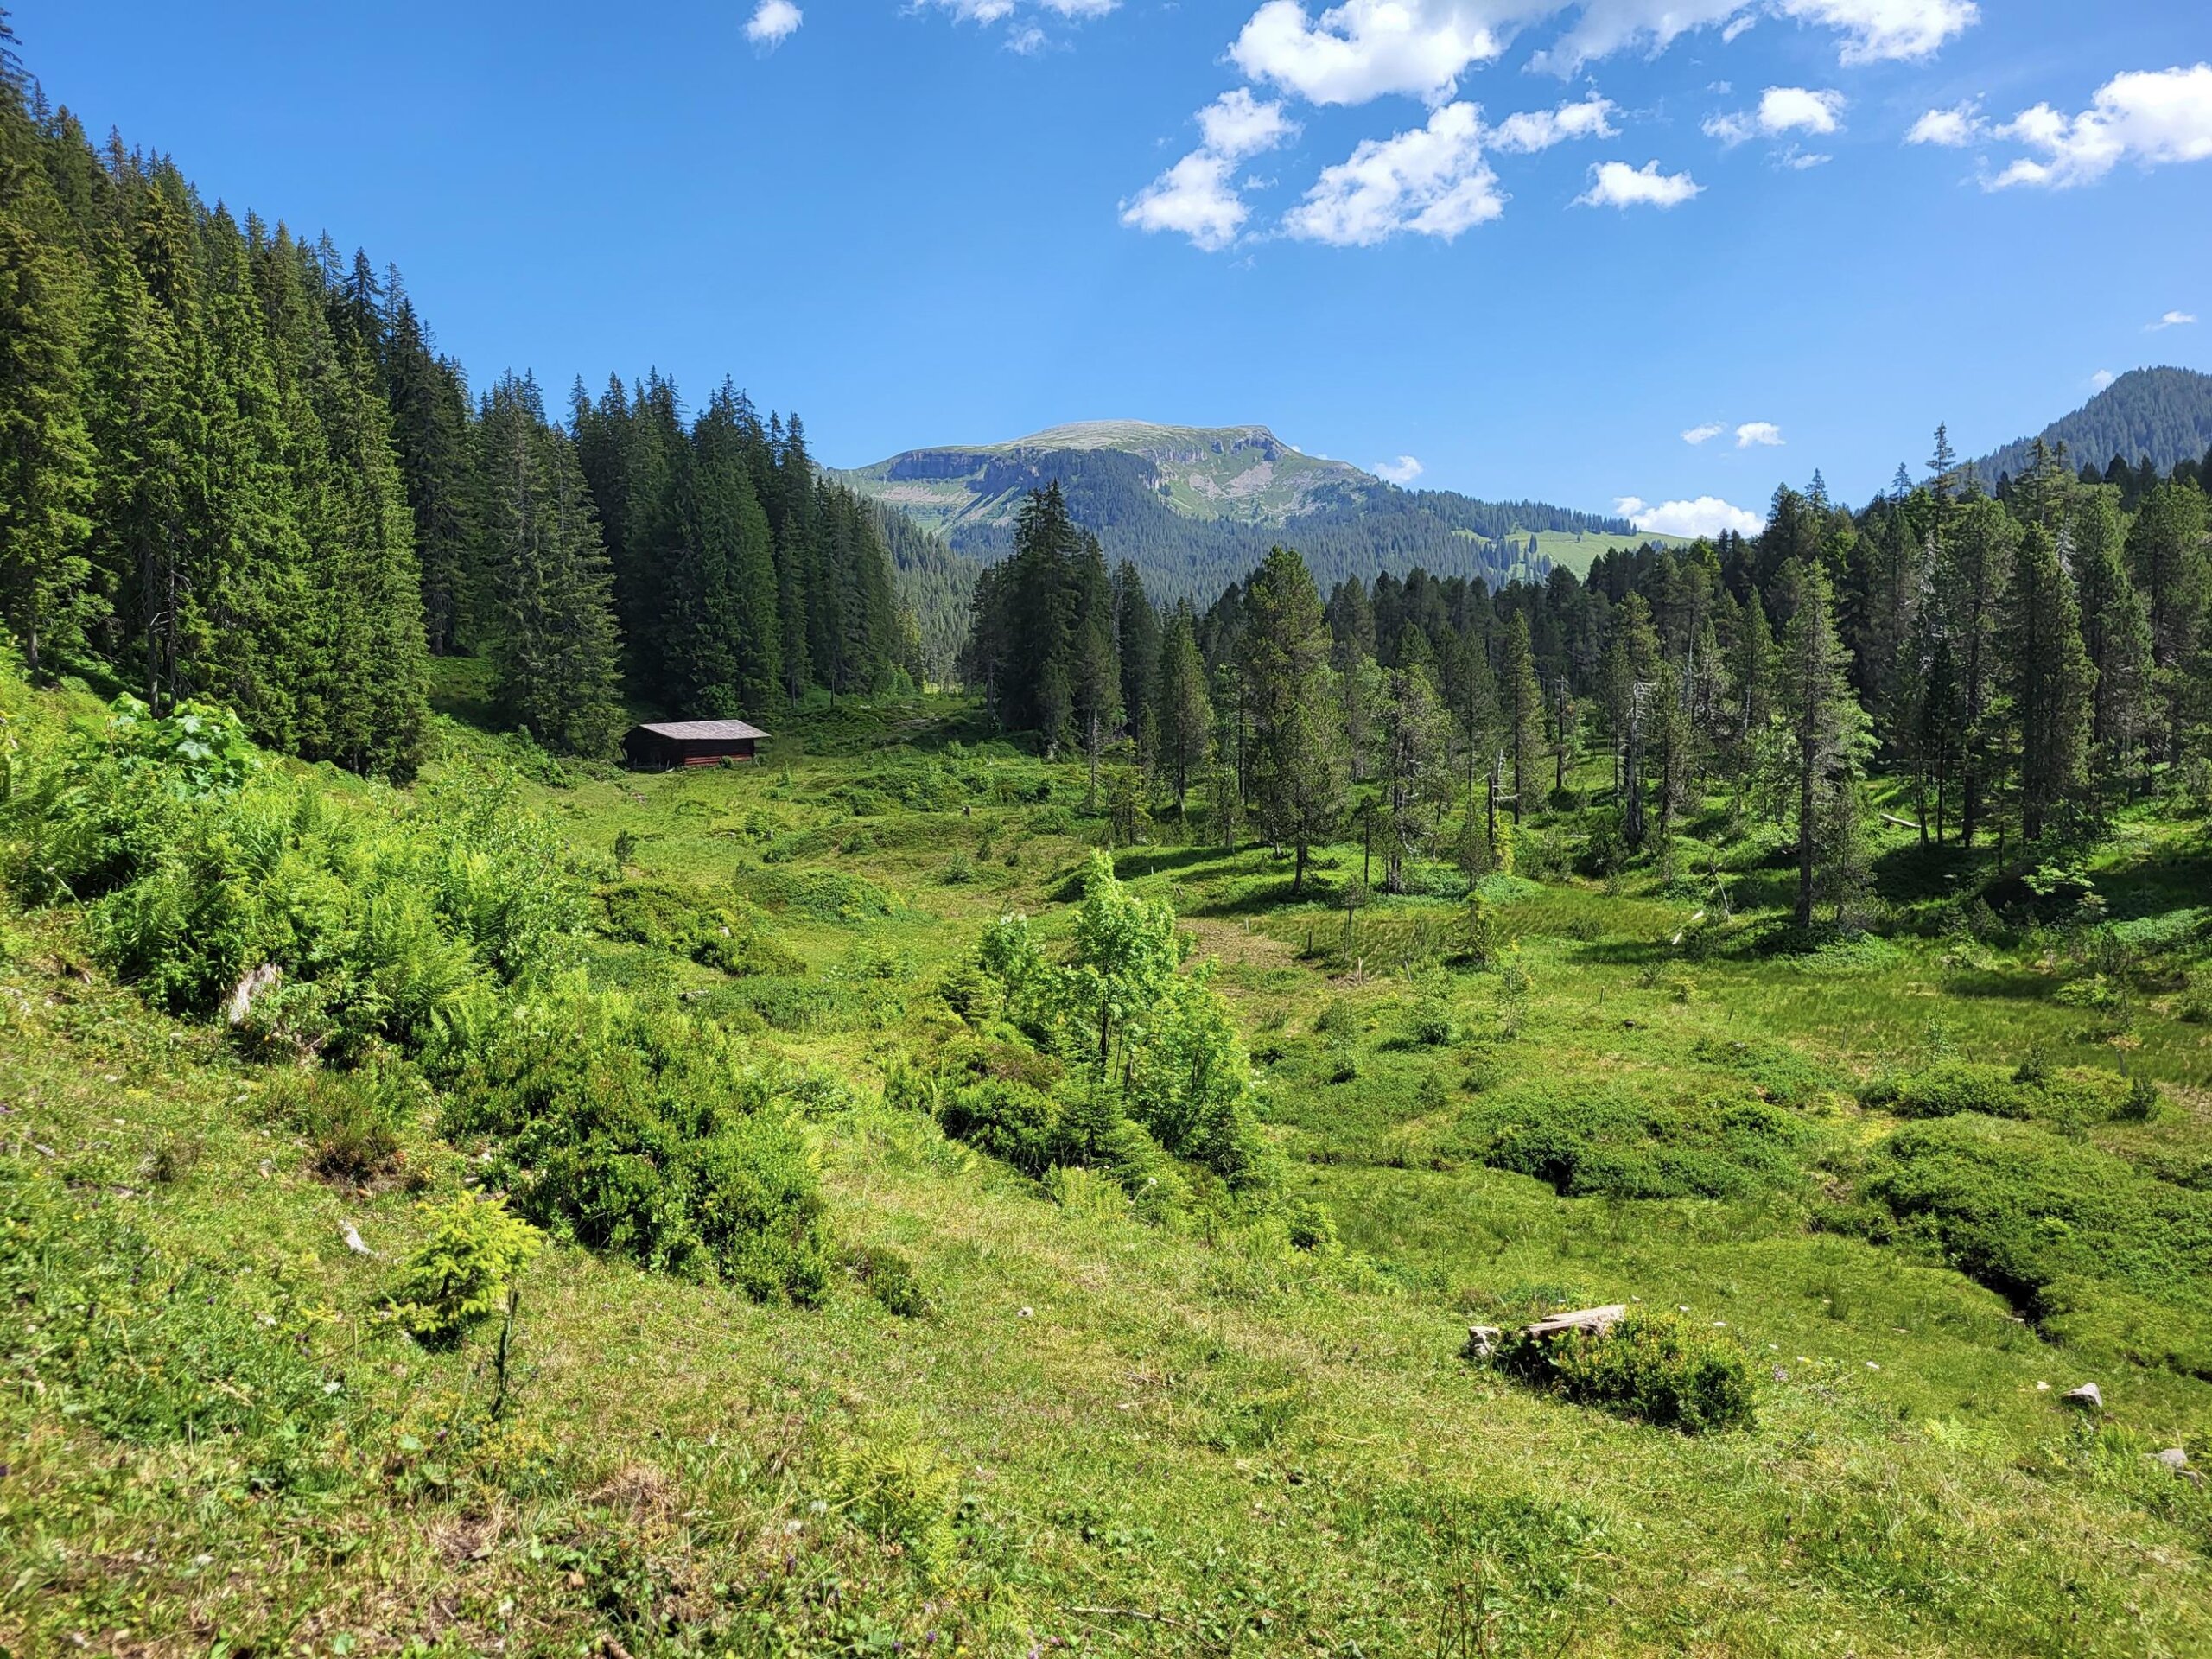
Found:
3,677 -> 2209,1657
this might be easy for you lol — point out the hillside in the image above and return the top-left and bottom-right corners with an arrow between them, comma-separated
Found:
837,422 -> 1637,600
5,671 -> 2211,1656
1970,366 -> 2212,486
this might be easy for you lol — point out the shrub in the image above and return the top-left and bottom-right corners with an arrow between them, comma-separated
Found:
1861,1060 -> 2119,1126
265,1064 -> 416,1185
1284,1196 -> 1340,1254
847,1244 -> 932,1318
1496,1309 -> 1755,1432
1864,1061 -> 2024,1120
940,1077 -> 1076,1175
9,698 -> 586,1062
1406,995 -> 1459,1047
387,1193 -> 542,1346
2115,1077 -> 2161,1122
440,982 -> 830,1301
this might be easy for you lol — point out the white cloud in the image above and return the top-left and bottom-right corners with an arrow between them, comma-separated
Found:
1706,86 -> 1845,147
1488,94 -> 1618,154
1286,102 -> 1505,245
1200,86 -> 1301,157
1575,158 -> 1701,209
922,0 -> 1118,45
1374,454 -> 1425,483
1535,0 -> 1970,75
1736,421 -> 1784,447
1121,154 -> 1251,250
1122,89 -> 1300,251
745,0 -> 802,47
1533,0 -> 1748,76
2088,369 -> 2116,392
1230,0 -> 1515,106
2149,309 -> 2198,330
1772,0 -> 1976,66
1906,100 -> 1984,146
1988,63 -> 2212,189
1681,422 -> 1726,445
1617,494 -> 1764,537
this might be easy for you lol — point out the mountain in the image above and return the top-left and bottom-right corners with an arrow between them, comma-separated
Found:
836,422 -> 1637,601
1968,366 -> 2212,487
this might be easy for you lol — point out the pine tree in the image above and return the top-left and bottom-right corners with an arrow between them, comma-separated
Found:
1155,601 -> 1212,814
1376,663 -> 1452,893
1497,610 -> 1545,823
2005,522 -> 2094,842
2071,489 -> 2155,804
2126,479 -> 2209,765
1240,545 -> 1346,894
1777,558 -> 1863,929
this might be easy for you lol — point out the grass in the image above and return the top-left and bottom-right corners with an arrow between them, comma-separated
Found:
3,683 -> 2210,1655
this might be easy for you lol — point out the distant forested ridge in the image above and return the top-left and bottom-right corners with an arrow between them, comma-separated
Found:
0,22 -> 928,769
1970,367 -> 2212,492
840,429 -> 1629,602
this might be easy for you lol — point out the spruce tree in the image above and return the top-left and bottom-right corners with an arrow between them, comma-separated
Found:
0,143 -> 95,677
474,373 -> 625,756
674,379 -> 781,716
1940,495 -> 2015,846
2126,479 -> 2209,764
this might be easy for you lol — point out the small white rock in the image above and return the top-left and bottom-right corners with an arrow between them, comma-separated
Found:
1017,1306 -> 1033,1319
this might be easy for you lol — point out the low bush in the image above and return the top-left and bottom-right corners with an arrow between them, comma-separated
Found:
598,880 -> 803,977
439,981 -> 830,1301
1465,1082 -> 1813,1199
1861,1060 -> 2120,1125
1864,1115 -> 2212,1326
1496,1309 -> 1755,1432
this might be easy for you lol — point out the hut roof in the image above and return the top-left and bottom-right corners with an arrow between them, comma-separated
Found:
630,720 -> 770,741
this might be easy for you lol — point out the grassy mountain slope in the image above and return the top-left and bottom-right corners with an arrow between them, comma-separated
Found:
1970,366 -> 2212,486
838,423 -> 1637,601
4,673 -> 2211,1655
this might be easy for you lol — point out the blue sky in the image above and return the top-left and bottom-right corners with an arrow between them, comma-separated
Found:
15,0 -> 2210,533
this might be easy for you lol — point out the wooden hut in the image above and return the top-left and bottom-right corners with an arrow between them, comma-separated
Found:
622,719 -> 768,770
